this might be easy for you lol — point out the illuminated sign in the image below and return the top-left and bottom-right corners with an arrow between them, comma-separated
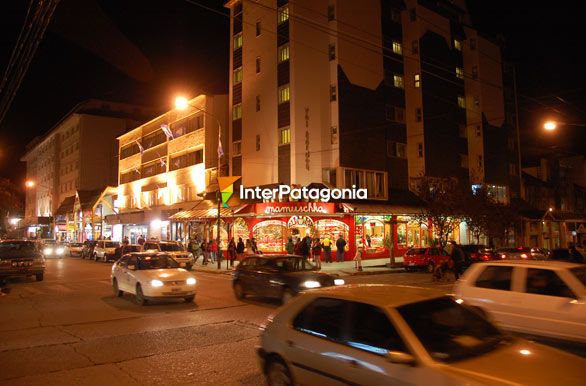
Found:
256,202 -> 336,215
240,184 -> 367,202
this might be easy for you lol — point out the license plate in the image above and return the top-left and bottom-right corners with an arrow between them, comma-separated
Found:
180,262 -> 186,267
170,287 -> 181,292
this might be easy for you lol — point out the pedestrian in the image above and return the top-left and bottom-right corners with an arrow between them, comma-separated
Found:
366,234 -> 371,247
236,237 -> 245,260
285,237 -> 295,255
294,239 -> 302,255
137,235 -> 145,246
201,240 -> 209,265
245,239 -> 254,255
210,239 -> 218,263
335,234 -> 346,262
354,240 -> 364,271
300,235 -> 310,260
228,237 -> 237,267
122,236 -> 129,246
251,237 -> 259,254
311,237 -> 322,269
322,235 -> 332,263
450,241 -> 465,280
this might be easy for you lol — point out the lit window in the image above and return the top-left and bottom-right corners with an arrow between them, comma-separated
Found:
454,39 -> 462,51
278,5 -> 289,24
233,67 -> 243,84
233,33 -> 243,50
392,41 -> 402,55
393,74 -> 404,89
414,74 -> 421,87
233,103 -> 242,120
278,85 -> 290,104
457,96 -> 466,109
233,141 -> 241,156
278,44 -> 289,63
279,127 -> 291,145
456,67 -> 464,79
330,85 -> 337,101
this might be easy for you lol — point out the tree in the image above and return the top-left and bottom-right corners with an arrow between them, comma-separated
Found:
0,178 -> 24,236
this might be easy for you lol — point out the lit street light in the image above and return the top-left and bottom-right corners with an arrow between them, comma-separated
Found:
25,180 -> 36,188
543,120 -> 586,132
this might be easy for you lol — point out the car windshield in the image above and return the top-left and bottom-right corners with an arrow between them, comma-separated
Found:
143,243 -> 159,250
570,267 -> 586,286
0,241 -> 38,257
104,242 -> 119,248
159,243 -> 184,252
137,255 -> 179,270
398,297 -> 509,363
407,248 -> 427,255
70,243 -> 83,247
271,257 -> 316,272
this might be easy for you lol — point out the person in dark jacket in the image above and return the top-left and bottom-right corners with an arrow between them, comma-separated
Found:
335,234 -> 346,262
228,237 -> 237,267
300,236 -> 310,258
236,237 -> 245,260
450,241 -> 465,280
285,237 -> 295,255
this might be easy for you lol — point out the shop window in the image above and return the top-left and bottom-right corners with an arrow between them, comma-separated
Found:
357,217 -> 385,250
316,220 -> 349,252
396,223 -> 407,247
253,220 -> 287,252
233,218 -> 250,243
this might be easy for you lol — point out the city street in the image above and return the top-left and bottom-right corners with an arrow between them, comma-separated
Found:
0,257 -> 583,385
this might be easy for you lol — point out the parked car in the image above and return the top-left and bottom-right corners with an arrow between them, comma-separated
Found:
143,241 -> 194,270
232,254 -> 345,303
549,248 -> 585,263
461,244 -> 495,262
68,242 -> 84,257
258,284 -> 586,386
0,240 -> 45,281
111,252 -> 197,305
454,260 -> 586,344
41,240 -> 67,258
113,244 -> 142,260
81,240 -> 97,259
402,247 -> 449,272
496,247 -> 547,260
93,240 -> 121,262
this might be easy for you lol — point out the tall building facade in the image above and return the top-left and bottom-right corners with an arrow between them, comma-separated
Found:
225,0 -> 520,203
21,100 -> 149,237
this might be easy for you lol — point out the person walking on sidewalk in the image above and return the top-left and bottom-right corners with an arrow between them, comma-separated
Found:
245,239 -> 254,255
285,237 -> 294,255
228,237 -> 237,267
311,237 -> 322,269
449,241 -> 465,280
322,235 -> 332,263
354,240 -> 364,271
336,234 -> 346,262
201,239 -> 209,265
236,237 -> 245,260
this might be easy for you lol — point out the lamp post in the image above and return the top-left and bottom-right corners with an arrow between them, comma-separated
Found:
543,120 -> 586,132
175,96 -> 224,269
25,180 -> 53,239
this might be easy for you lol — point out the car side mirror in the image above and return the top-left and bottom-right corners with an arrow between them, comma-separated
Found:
386,351 -> 416,366
127,264 -> 136,270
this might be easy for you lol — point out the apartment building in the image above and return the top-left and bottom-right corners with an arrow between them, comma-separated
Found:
225,0 -> 520,203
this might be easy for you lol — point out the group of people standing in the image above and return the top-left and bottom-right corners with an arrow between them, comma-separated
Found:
187,236 -> 260,267
284,234 -> 349,269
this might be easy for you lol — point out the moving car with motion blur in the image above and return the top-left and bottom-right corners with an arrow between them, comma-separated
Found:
454,260 -> 586,344
402,247 -> 449,272
81,240 -> 97,259
258,284 -> 586,386
111,252 -> 197,305
0,240 -> 45,281
496,247 -> 547,260
68,242 -> 84,257
232,254 -> 344,303
143,241 -> 195,270
41,240 -> 67,258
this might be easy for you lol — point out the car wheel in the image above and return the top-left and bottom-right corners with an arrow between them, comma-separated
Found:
135,284 -> 147,306
266,358 -> 293,386
184,295 -> 195,303
281,288 -> 294,304
233,281 -> 246,300
426,262 -> 435,273
35,273 -> 44,281
112,279 -> 123,297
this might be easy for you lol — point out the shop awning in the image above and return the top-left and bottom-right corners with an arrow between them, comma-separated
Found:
105,211 -> 145,225
169,201 -> 250,221
345,203 -> 423,215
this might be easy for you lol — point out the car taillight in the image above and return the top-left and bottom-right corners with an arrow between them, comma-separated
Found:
482,255 -> 490,261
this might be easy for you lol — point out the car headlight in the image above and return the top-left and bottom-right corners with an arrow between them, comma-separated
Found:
302,280 -> 321,289
44,248 -> 53,255
334,279 -> 345,286
186,277 -> 196,285
150,279 -> 164,287
56,248 -> 64,255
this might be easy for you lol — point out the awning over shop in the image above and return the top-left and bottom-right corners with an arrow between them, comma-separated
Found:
344,203 -> 423,215
105,211 -> 145,225
169,201 -> 249,221
55,196 -> 75,215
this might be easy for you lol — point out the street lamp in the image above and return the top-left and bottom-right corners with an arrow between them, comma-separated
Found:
543,120 -> 586,132
175,95 -> 224,269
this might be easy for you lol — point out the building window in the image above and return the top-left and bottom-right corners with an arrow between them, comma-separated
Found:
330,126 -> 338,144
329,85 -> 337,101
233,103 -> 242,120
417,143 -> 423,157
478,155 -> 483,169
256,57 -> 261,73
233,67 -> 243,84
233,32 -> 243,50
233,141 -> 241,156
343,168 -> 386,199
278,5 -> 289,24
278,44 -> 290,63
387,142 -> 406,158
142,159 -> 167,178
392,41 -> 402,55
459,124 -> 467,138
256,134 -> 261,151
169,149 -> 204,171
256,20 -> 261,36
279,126 -> 291,145
328,43 -> 336,60
470,38 -> 476,50
390,8 -> 401,23
474,96 -> 480,107
385,105 -> 404,123
460,154 -> 468,168
414,74 -> 421,87
416,108 -> 422,122
454,39 -> 462,51
393,74 -> 404,89
472,66 -> 478,80
278,85 -> 290,104
171,114 -> 204,138
412,40 -> 419,54
456,67 -> 464,79
476,125 -> 481,137
457,96 -> 466,109
256,95 -> 261,112
409,9 -> 416,21
328,4 -> 335,21
322,168 -> 337,186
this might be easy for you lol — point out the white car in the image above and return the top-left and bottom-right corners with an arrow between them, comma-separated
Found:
258,284 -> 586,386
111,252 -> 197,305
68,242 -> 84,256
94,240 -> 120,262
143,241 -> 195,270
454,260 -> 586,344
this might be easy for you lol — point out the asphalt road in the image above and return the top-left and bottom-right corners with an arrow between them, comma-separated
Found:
0,258 -> 583,385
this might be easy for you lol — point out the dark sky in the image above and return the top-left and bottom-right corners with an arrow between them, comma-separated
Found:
0,0 -> 584,186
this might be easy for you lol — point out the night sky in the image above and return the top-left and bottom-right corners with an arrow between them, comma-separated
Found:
0,0 -> 584,186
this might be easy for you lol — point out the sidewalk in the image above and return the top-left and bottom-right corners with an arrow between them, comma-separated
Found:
191,257 -> 405,277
